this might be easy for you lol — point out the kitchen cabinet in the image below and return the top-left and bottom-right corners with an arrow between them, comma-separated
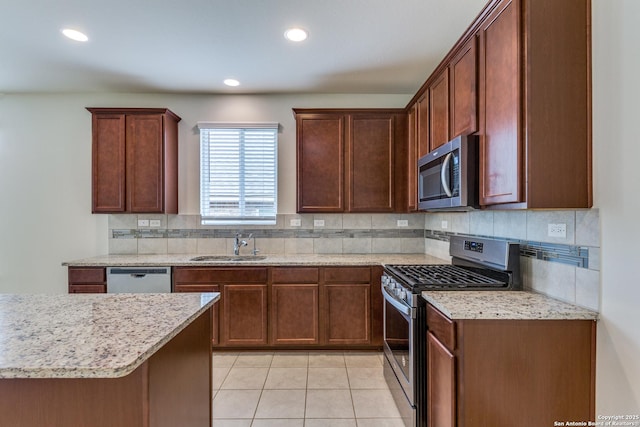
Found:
87,108 -> 181,214
449,37 -> 478,139
406,104 -> 418,212
404,0 -> 591,209
321,267 -> 372,346
173,267 -> 268,347
270,267 -> 319,345
476,0 -> 591,208
68,267 -> 106,293
428,69 -> 450,150
172,265 -> 382,350
293,108 -> 409,213
223,283 -> 268,347
425,303 -> 596,426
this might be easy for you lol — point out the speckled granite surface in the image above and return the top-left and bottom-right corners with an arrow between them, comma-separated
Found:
421,291 -> 598,320
62,253 -> 447,267
0,292 -> 219,379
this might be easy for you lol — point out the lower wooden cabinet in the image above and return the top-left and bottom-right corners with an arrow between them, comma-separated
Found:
174,283 -> 220,346
174,265 -> 381,350
222,284 -> 268,346
271,267 -> 320,345
426,303 -> 596,426
321,267 -> 372,345
68,267 -> 106,293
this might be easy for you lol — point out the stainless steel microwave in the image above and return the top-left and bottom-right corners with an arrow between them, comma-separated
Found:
417,134 -> 479,211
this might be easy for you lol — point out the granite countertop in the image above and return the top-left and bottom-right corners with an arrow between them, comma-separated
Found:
421,291 -> 599,321
0,292 -> 219,379
62,253 -> 447,267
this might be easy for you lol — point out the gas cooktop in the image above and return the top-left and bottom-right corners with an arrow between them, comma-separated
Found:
384,264 -> 508,290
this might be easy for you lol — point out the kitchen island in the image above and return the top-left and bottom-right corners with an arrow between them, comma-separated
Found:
0,292 -> 219,427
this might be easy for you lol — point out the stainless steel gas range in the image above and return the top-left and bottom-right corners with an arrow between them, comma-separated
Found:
382,235 -> 521,427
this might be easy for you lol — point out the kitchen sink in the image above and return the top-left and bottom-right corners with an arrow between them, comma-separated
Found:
189,255 -> 267,262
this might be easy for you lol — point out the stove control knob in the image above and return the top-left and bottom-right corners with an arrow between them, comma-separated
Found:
398,289 -> 407,300
388,280 -> 396,290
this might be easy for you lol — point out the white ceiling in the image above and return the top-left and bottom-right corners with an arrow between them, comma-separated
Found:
0,0 -> 488,95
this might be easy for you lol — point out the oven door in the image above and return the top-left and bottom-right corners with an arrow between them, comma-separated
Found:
382,285 -> 415,405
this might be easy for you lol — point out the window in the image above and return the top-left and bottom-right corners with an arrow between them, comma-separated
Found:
198,122 -> 278,225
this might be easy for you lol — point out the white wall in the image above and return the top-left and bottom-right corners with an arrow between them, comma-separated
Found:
0,93 -> 408,294
593,0 -> 640,414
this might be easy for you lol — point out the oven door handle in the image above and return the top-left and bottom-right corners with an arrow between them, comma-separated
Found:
382,285 -> 413,317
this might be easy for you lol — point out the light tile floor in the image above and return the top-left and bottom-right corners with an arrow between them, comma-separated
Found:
212,351 -> 404,427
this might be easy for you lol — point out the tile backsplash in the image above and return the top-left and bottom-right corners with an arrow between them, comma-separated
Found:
108,209 -> 601,311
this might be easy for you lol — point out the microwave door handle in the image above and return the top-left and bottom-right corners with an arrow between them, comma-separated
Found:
440,152 -> 454,197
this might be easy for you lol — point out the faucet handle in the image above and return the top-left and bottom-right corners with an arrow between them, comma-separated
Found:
252,247 -> 260,256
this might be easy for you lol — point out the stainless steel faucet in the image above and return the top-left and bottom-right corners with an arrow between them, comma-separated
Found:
233,233 -> 247,256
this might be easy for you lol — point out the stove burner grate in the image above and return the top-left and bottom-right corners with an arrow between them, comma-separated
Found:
387,264 -> 507,288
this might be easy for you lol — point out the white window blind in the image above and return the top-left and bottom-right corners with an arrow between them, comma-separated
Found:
198,122 -> 278,225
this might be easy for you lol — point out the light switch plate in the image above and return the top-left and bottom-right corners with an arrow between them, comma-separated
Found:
138,219 -> 150,227
290,218 -> 302,227
314,219 -> 325,227
441,220 -> 448,229
397,219 -> 409,227
149,219 -> 161,227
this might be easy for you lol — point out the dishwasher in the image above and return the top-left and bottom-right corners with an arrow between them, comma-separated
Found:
107,267 -> 172,293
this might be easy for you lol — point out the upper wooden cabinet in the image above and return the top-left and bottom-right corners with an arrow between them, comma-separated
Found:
477,0 -> 592,208
87,108 -> 181,214
428,69 -> 450,150
450,37 -> 478,139
293,109 -> 408,213
405,0 -> 591,209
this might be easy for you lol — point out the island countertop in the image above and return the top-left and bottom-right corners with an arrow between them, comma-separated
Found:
421,290 -> 599,320
62,253 -> 447,267
0,292 -> 219,379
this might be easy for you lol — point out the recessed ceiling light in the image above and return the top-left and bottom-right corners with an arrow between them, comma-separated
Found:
284,28 -> 308,42
61,28 -> 89,42
223,79 -> 240,87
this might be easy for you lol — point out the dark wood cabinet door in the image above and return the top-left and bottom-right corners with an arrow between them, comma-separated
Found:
68,267 -> 106,293
450,37 -> 478,138
427,332 -> 456,427
406,105 -> 418,212
296,114 -> 345,212
478,0 -> 521,205
92,114 -> 126,213
221,284 -> 268,346
126,114 -> 164,213
322,283 -> 371,345
271,284 -> 319,345
174,284 -> 220,346
348,115 -> 394,212
429,70 -> 450,150
416,94 -> 430,158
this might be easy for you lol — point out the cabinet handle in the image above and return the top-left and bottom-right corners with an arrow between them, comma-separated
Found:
440,152 -> 453,197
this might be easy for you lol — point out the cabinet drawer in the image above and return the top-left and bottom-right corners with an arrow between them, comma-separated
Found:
69,284 -> 107,293
174,267 -> 267,284
324,267 -> 371,283
272,267 -> 319,284
68,267 -> 106,284
427,304 -> 456,352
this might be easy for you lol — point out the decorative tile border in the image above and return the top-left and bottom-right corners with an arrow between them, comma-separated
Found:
425,230 -> 590,269
112,228 -> 426,239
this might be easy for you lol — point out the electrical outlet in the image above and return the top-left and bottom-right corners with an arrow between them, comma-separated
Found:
149,219 -> 161,227
441,220 -> 448,229
548,223 -> 567,238
137,219 -> 150,227
397,219 -> 409,227
314,219 -> 325,227
290,218 -> 302,227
